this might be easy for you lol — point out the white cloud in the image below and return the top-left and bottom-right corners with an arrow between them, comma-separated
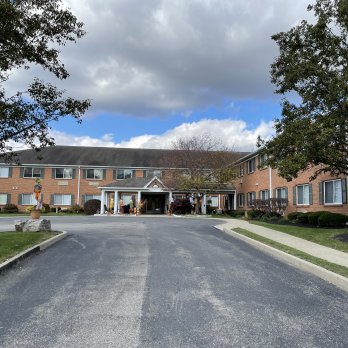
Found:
11,119 -> 271,152
5,0 -> 312,118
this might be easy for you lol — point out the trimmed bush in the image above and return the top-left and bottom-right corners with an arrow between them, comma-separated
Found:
247,210 -> 264,219
308,211 -> 327,226
318,212 -> 348,227
41,203 -> 50,213
226,210 -> 245,218
84,199 -> 101,215
2,203 -> 19,213
296,212 -> 310,224
287,212 -> 300,221
70,204 -> 84,213
171,199 -> 192,215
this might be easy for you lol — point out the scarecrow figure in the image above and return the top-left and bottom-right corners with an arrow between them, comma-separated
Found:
33,178 -> 43,210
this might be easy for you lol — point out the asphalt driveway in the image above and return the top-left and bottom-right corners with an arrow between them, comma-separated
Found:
0,216 -> 348,347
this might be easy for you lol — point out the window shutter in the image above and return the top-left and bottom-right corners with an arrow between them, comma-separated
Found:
81,195 -> 86,205
72,169 -> 76,179
242,194 -> 245,206
319,182 -> 323,205
18,194 -> 22,205
103,170 -> 106,180
113,170 -> 116,180
8,167 -> 13,178
285,188 -> 288,199
52,168 -> 56,179
20,167 -> 24,178
83,169 -> 87,179
143,170 -> 147,178
40,168 -> 45,178
293,186 -> 297,205
309,184 -> 313,205
342,179 -> 347,204
71,195 -> 75,205
273,189 -> 276,198
7,194 -> 11,204
50,194 -> 54,205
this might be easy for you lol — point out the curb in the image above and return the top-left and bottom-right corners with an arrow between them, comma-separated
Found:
0,231 -> 68,274
216,225 -> 348,293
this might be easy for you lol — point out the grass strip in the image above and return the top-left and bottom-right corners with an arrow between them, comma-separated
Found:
233,227 -> 348,278
0,232 -> 58,263
249,220 -> 348,252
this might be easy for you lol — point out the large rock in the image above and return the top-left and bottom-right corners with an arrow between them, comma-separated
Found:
22,219 -> 51,232
14,220 -> 26,232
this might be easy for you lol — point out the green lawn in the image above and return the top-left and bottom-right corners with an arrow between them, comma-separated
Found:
250,220 -> 348,252
233,227 -> 348,278
0,232 -> 58,263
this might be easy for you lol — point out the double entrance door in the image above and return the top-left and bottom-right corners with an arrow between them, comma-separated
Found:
141,193 -> 166,214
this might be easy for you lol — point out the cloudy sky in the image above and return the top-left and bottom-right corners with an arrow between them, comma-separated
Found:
8,0 -> 313,151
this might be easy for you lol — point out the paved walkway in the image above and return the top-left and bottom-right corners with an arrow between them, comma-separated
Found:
218,219 -> 348,268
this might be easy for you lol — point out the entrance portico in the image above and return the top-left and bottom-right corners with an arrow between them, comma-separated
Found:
99,176 -> 236,215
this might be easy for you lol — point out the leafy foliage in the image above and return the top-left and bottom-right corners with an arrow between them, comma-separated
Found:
2,203 -> 18,213
259,0 -> 348,180
84,199 -> 101,215
0,0 -> 90,161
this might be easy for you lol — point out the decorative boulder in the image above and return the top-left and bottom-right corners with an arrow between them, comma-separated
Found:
22,219 -> 51,232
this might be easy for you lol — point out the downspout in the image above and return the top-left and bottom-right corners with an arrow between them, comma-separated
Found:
269,166 -> 272,198
77,166 -> 81,205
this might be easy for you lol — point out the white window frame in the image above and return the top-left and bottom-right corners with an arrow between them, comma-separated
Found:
86,169 -> 103,180
21,194 -> 36,205
23,167 -> 41,178
85,194 -> 101,202
0,167 -> 9,178
247,158 -> 256,173
55,168 -> 73,179
297,184 -> 310,205
260,190 -> 269,200
324,179 -> 342,205
117,169 -> 133,180
259,154 -> 268,168
276,187 -> 287,199
238,194 -> 244,207
53,194 -> 72,206
0,194 -> 8,204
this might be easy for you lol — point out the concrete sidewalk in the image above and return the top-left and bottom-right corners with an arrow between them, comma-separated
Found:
217,219 -> 348,268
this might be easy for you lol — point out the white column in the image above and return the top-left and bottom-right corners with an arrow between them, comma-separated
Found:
114,191 -> 118,214
269,166 -> 273,198
233,192 -> 237,211
202,194 -> 207,214
137,191 -> 141,215
77,166 -> 81,205
218,194 -> 221,209
100,190 -> 105,214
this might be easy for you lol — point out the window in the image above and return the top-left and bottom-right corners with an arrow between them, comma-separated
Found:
21,194 -> 36,205
146,170 -> 162,178
276,187 -> 287,199
238,165 -> 244,177
86,169 -> 103,180
260,190 -> 269,200
259,153 -> 268,168
116,169 -> 133,180
207,196 -> 219,207
84,194 -> 101,202
247,158 -> 256,173
324,180 -> 342,204
297,184 -> 310,205
23,167 -> 42,178
247,191 -> 256,206
0,167 -> 9,178
55,168 -> 73,179
238,194 -> 245,207
121,194 -> 134,205
0,194 -> 8,204
53,194 -> 72,206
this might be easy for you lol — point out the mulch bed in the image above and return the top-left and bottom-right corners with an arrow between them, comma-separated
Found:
333,233 -> 348,243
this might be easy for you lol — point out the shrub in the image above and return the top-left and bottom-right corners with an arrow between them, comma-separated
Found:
287,212 -> 300,221
318,212 -> 348,227
84,199 -> 101,215
308,211 -> 327,226
225,210 -> 245,218
296,212 -> 310,224
41,203 -> 50,213
70,204 -> 84,213
171,199 -> 192,215
247,210 -> 263,219
2,203 -> 19,213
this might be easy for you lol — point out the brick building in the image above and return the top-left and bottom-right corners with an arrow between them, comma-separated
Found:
0,145 -> 346,215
